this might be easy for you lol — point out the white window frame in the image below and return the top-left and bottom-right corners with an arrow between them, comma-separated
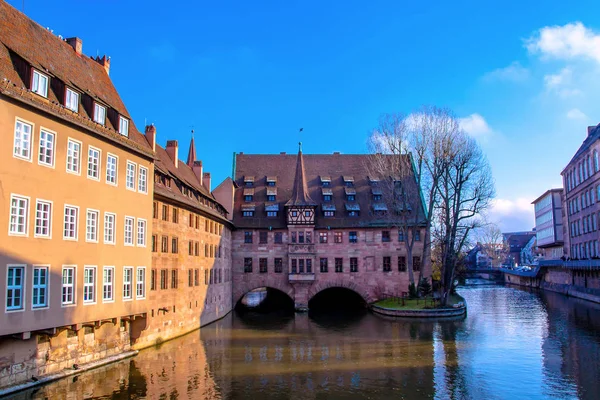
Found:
94,102 -> 106,125
103,266 -> 114,302
31,265 -> 49,310
9,194 -> 30,237
124,216 -> 134,246
86,209 -> 99,243
65,87 -> 79,112
38,128 -> 56,168
63,205 -> 79,241
6,265 -> 26,312
31,69 -> 48,97
126,161 -> 136,191
61,265 -> 76,306
123,267 -> 133,300
83,265 -> 96,304
138,166 -> 148,194
119,116 -> 129,137
137,218 -> 147,247
34,199 -> 52,239
87,146 -> 102,181
136,267 -> 146,299
104,212 -> 116,245
106,153 -> 118,186
66,138 -> 82,175
13,118 -> 34,161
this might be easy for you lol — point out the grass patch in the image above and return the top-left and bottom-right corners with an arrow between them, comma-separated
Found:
374,293 -> 465,310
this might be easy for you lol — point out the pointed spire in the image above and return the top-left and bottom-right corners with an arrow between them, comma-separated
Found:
186,130 -> 197,167
286,143 -> 316,206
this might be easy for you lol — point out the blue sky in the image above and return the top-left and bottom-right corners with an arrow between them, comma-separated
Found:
11,0 -> 600,231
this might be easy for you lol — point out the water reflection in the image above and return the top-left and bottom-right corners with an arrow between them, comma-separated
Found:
11,286 -> 600,400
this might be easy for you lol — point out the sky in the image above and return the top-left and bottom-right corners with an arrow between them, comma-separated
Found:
10,0 -> 600,232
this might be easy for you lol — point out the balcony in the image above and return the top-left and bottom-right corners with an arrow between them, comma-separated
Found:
288,244 -> 315,254
289,273 -> 315,282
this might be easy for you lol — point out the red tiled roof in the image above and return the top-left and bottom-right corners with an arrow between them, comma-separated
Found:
0,1 -> 151,156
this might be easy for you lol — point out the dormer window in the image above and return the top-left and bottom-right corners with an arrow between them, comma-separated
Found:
267,187 -> 277,202
266,176 -> 277,186
371,187 -> 383,201
321,176 -> 331,187
31,70 -> 48,97
94,103 -> 106,125
369,176 -> 380,186
243,188 -> 254,202
242,204 -> 255,217
345,187 -> 356,201
345,203 -> 360,216
65,88 -> 79,112
119,116 -> 129,137
322,188 -> 333,201
343,176 -> 354,187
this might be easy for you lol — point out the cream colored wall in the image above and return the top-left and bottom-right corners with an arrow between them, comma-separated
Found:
0,98 -> 154,336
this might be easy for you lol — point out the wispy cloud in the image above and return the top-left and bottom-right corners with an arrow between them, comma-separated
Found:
482,61 -> 530,82
526,22 -> 600,63
488,197 -> 535,232
566,108 -> 588,120
459,113 -> 492,138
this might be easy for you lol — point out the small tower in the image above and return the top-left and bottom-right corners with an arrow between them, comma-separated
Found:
186,130 -> 197,167
285,142 -> 317,225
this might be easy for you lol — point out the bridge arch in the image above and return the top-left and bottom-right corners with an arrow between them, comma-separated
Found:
233,282 -> 294,307
307,280 -> 374,305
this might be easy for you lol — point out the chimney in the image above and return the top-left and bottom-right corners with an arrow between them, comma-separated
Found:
94,55 -> 111,75
144,124 -> 156,152
192,160 -> 204,186
203,172 -> 211,192
66,37 -> 82,55
166,140 -> 179,168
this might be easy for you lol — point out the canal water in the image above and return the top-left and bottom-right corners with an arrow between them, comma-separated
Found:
10,285 -> 600,400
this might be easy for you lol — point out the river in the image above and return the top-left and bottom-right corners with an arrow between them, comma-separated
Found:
9,285 -> 600,400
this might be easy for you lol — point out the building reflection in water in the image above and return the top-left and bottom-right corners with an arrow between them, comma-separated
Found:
11,286 -> 600,400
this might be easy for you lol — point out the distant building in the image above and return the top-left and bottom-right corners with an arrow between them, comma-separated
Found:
531,189 -> 564,260
503,231 -> 536,266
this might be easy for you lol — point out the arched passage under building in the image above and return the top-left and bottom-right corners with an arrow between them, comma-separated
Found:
308,287 -> 368,313
235,287 -> 295,314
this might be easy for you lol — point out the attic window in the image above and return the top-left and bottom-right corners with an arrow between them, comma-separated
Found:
94,103 -> 106,125
266,176 -> 277,186
243,188 -> 254,202
119,116 -> 129,137
244,176 -> 254,187
343,176 -> 354,187
321,176 -> 331,187
65,88 -> 79,112
31,70 -> 48,98
369,176 -> 380,185
267,187 -> 277,201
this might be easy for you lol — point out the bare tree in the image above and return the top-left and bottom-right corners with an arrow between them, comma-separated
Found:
473,221 -> 508,268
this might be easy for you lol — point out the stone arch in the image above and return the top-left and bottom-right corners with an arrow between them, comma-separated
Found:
233,281 -> 294,307
308,280 -> 373,304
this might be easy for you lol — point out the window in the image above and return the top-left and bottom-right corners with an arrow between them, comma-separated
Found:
65,88 -> 79,112
63,205 -> 78,240
66,139 -> 81,174
398,230 -> 405,242
319,232 -> 328,243
103,267 -> 114,301
86,209 -> 99,242
137,219 -> 146,247
124,217 -> 134,245
152,235 -> 158,252
398,256 -> 407,271
32,70 -> 48,97
306,232 -> 312,243
195,242 -> 199,256
324,211 -> 335,217
172,208 -> 179,223
243,211 -> 254,217
334,232 -> 343,243
123,267 -> 133,300
162,205 -> 168,221
244,195 -> 253,202
32,266 -> 48,308
267,211 -> 277,217
323,195 -> 332,202
298,259 -> 305,273
87,147 -> 101,180
38,129 -> 55,167
9,195 -> 29,236
335,258 -> 343,273
244,258 -> 253,273
348,211 -> 358,217
171,237 -> 178,253
291,232 -> 297,243
106,154 -> 117,185
306,259 -> 313,273
136,267 -> 146,299
414,230 -> 421,241
275,232 -> 283,244
347,195 -> 355,201
194,269 -> 200,286
382,231 -> 391,242
94,103 -> 106,125
6,266 -> 25,311
320,258 -> 328,273
259,231 -> 268,244
83,266 -> 96,303
34,200 -> 52,238
259,258 -> 268,273
151,269 -> 157,290
13,119 -> 33,160
171,269 -> 178,289
383,257 -> 391,272
595,150 -> 599,173
350,257 -> 358,272
299,232 -> 305,243
267,195 -> 276,202
119,116 -> 129,137
138,166 -> 148,193
188,269 -> 194,286
62,266 -> 75,305
160,269 -> 168,289
104,213 -> 116,244
244,231 -> 253,243
126,162 -> 136,190
275,258 -> 283,273
188,241 -> 193,256
413,256 -> 421,271
205,269 -> 208,285
291,259 -> 297,273
349,231 -> 358,243
373,194 -> 382,201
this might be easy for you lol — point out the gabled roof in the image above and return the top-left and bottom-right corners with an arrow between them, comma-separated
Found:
562,124 -> 600,174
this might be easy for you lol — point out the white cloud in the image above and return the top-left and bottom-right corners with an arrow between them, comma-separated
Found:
488,198 -> 535,232
526,22 -> 600,63
566,108 -> 588,120
483,61 -> 530,82
543,67 -> 572,89
459,113 -> 492,137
